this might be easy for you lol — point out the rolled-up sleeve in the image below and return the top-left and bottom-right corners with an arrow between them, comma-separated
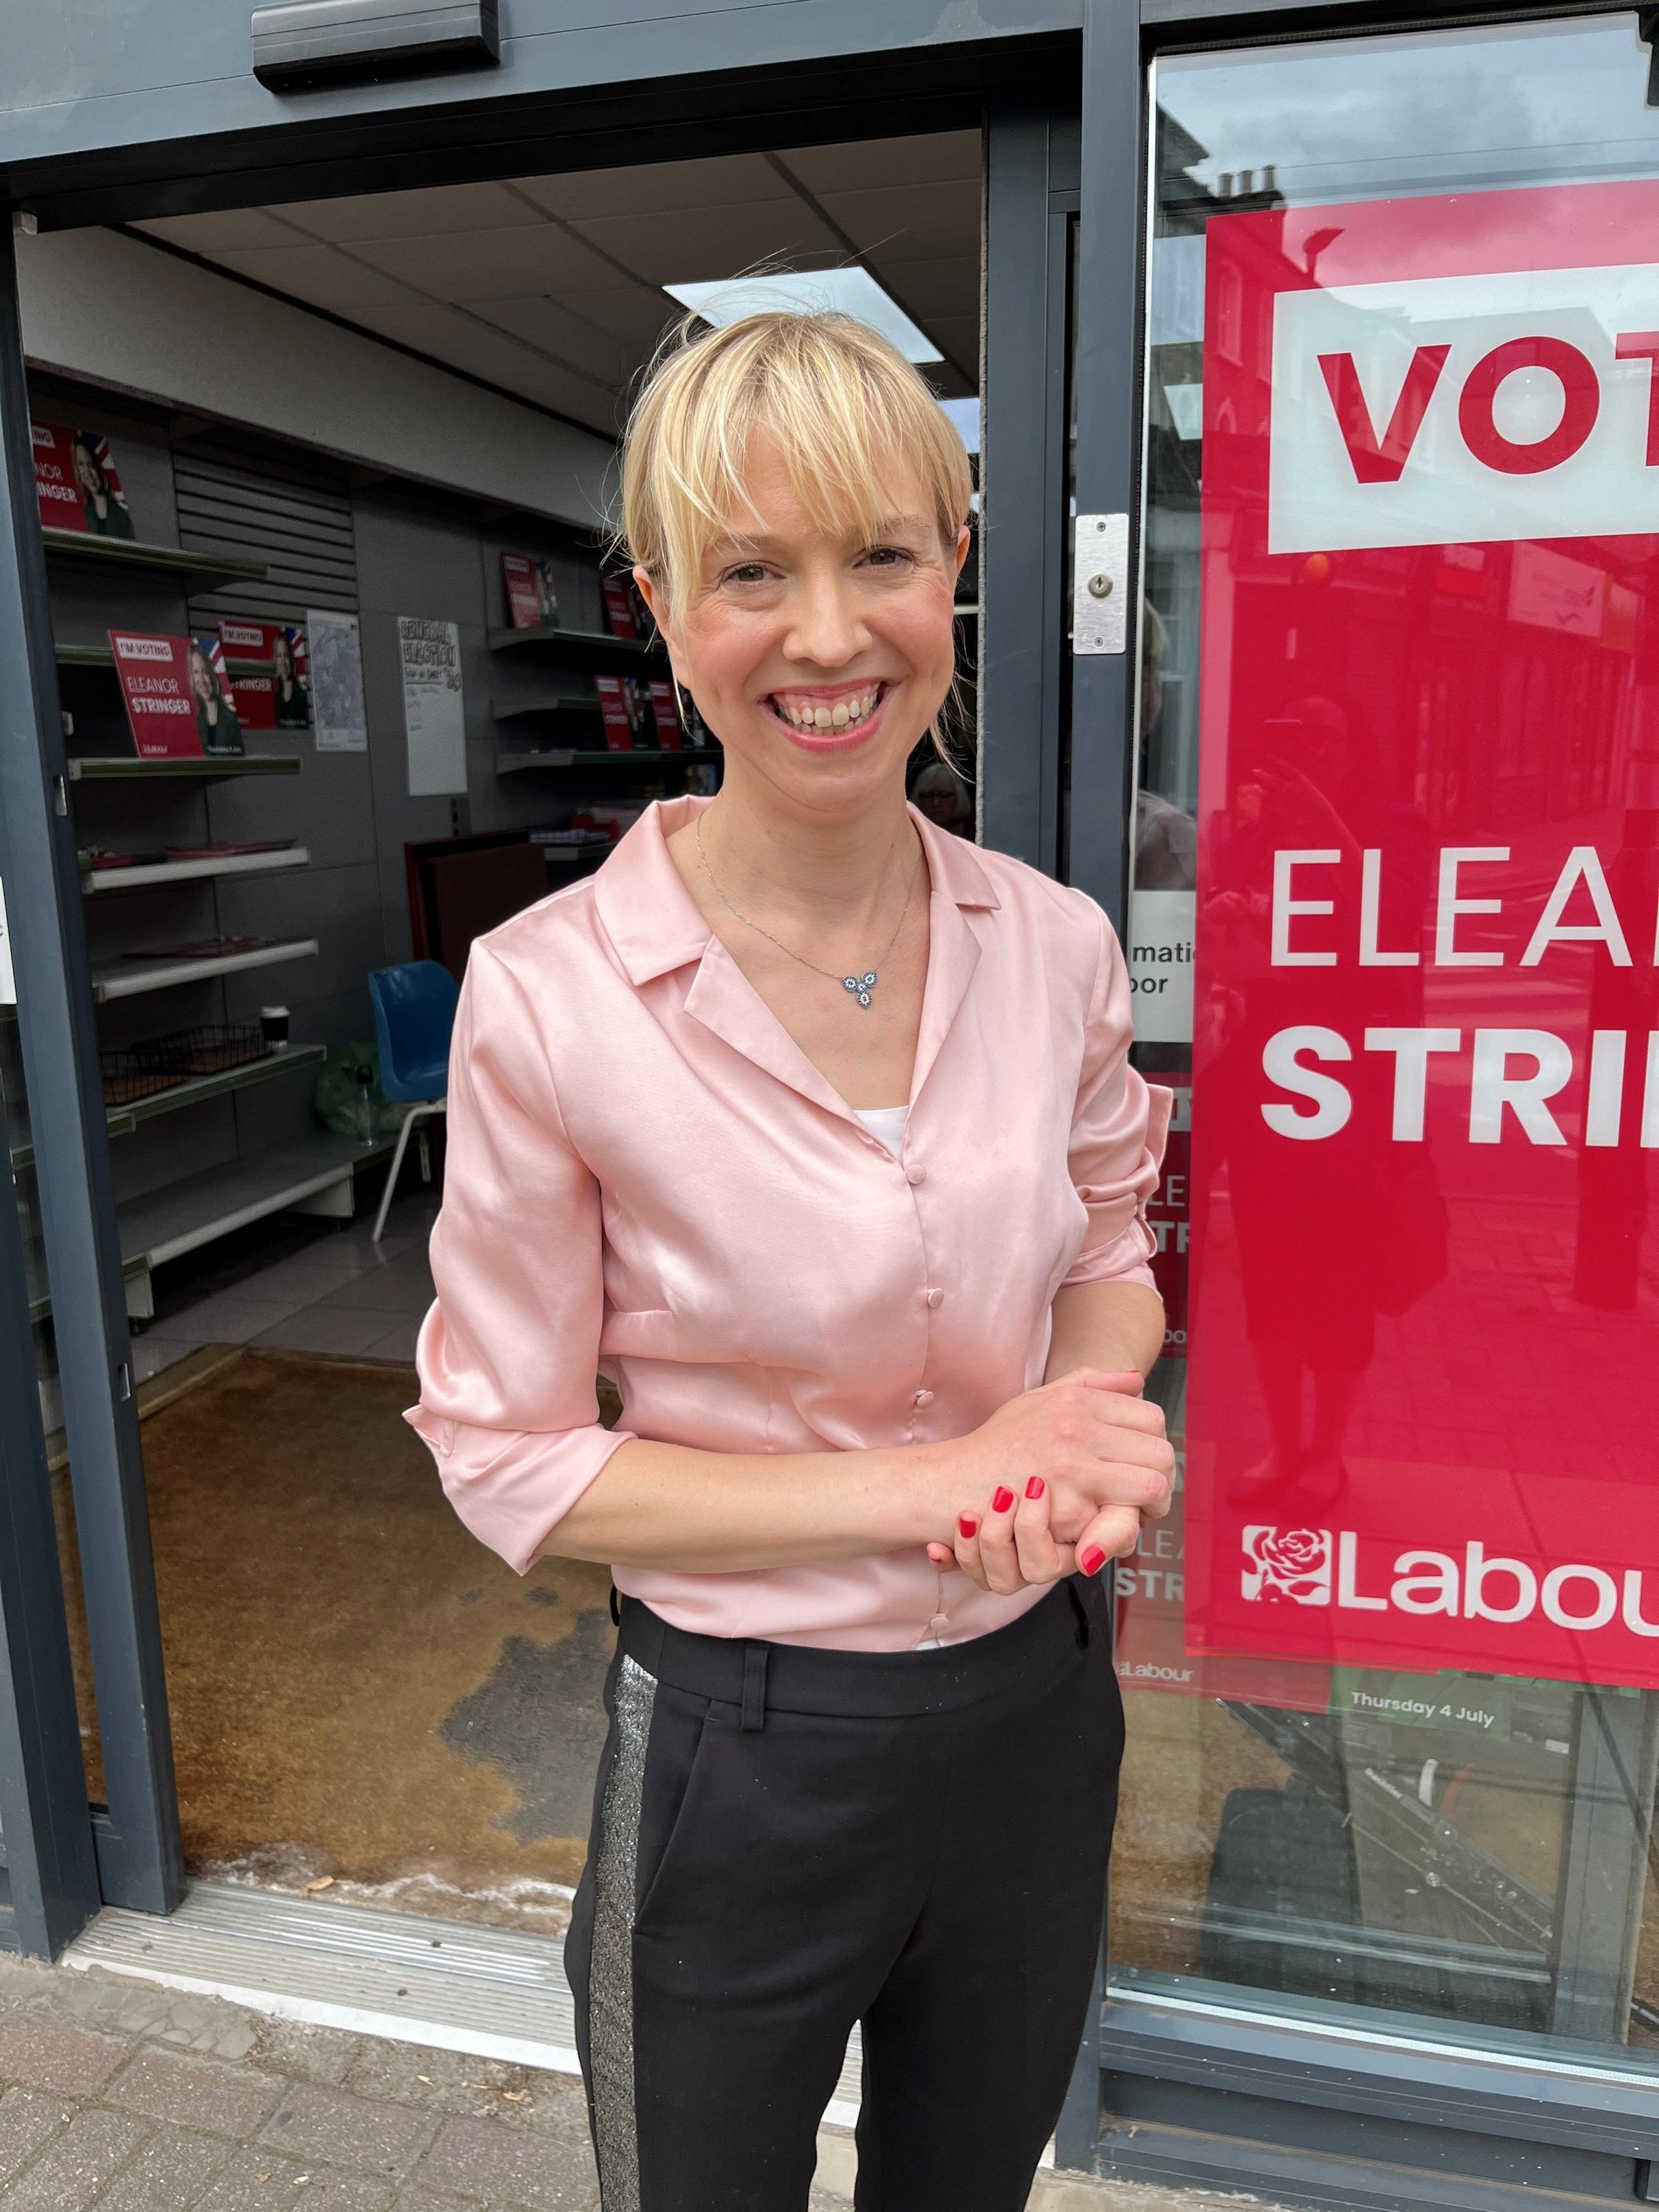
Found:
403,942 -> 635,1572
1061,907 -> 1174,1292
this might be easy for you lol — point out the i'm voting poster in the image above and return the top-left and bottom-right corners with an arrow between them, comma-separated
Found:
110,633 -> 244,759
34,423 -> 135,539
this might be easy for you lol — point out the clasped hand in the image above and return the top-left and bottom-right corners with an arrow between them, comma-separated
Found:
923,1368 -> 1173,1594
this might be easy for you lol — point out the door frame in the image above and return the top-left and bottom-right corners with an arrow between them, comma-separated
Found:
0,216 -> 185,1931
0,40 -> 1089,1937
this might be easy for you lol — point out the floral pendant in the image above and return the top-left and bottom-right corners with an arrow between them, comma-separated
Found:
841,970 -> 878,1010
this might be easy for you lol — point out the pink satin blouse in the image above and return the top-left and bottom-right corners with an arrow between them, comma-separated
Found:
405,795 -> 1169,1652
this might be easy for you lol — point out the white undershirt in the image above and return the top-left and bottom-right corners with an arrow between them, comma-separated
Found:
853,1104 -> 909,1158
853,1104 -> 938,1646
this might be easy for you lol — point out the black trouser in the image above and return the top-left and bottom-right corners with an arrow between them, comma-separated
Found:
565,1578 -> 1122,2211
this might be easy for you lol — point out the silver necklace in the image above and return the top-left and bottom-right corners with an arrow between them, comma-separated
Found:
695,812 -> 919,1010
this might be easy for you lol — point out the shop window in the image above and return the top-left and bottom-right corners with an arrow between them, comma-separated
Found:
1121,11 -> 1659,2071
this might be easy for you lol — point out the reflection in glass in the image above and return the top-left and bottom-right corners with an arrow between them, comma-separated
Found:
1114,16 -> 1659,2066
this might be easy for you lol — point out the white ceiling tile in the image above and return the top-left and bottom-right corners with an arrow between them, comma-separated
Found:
272,182 -> 546,242
921,328 -> 980,394
202,245 -> 619,416
510,155 -> 794,223
568,204 -> 841,287
465,295 -> 640,384
136,209 -> 312,253
205,243 -> 423,318
551,286 -> 687,351
814,181 -> 980,264
345,226 -> 627,301
778,132 -> 981,195
868,253 -> 980,322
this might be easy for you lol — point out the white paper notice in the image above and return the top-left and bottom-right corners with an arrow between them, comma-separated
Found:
307,609 -> 368,753
0,879 -> 14,1005
1128,889 -> 1194,1042
399,617 -> 467,798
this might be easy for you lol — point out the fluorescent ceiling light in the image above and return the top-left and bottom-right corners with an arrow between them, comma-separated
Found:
662,268 -> 942,364
937,396 -> 980,456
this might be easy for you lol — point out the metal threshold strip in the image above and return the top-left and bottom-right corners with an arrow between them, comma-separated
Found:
64,1881 -> 866,2125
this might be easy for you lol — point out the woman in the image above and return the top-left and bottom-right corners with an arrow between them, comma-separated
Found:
272,627 -> 310,729
187,640 -> 242,755
406,310 -> 1173,2212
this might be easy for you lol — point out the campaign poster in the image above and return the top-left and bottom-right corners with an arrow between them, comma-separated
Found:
594,675 -> 635,751
1183,181 -> 1659,1692
110,633 -> 244,760
502,553 -> 559,631
648,678 -> 684,751
218,620 -> 310,732
33,422 -> 135,539
601,572 -> 639,641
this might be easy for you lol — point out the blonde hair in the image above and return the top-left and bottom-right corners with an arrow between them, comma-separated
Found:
620,309 -> 973,621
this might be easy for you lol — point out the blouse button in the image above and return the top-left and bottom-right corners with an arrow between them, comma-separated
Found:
926,1287 -> 945,1310
914,1388 -> 935,1408
905,1163 -> 926,1185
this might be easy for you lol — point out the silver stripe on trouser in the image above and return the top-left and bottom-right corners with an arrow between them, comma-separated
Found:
589,1653 -> 657,2212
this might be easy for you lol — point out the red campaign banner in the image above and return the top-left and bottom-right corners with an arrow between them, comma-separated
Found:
217,620 -> 308,732
1147,1084 -> 1190,1359
1185,181 -> 1659,1692
648,679 -> 683,751
110,633 -> 243,760
1116,1491 -> 1332,1712
594,675 -> 635,751
32,421 -> 134,538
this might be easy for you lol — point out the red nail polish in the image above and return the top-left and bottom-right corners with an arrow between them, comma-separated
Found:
958,1513 -> 978,1539
1079,1544 -> 1106,1576
1025,1476 -> 1045,1501
992,1485 -> 1015,1514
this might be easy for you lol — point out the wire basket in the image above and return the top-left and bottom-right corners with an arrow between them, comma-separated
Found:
101,1023 -> 270,1107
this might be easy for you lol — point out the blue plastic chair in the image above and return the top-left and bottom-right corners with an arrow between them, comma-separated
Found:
367,960 -> 460,1241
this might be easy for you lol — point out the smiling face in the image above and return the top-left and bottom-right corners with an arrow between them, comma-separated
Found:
637,432 -> 966,821
188,647 -> 216,706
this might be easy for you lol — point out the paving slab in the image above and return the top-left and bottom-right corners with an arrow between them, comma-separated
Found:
0,1945 -> 1275,2212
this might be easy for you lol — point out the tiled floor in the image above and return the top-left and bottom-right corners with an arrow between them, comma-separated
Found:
129,1189 -> 442,1389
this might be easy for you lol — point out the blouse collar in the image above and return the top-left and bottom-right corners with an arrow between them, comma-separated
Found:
592,791 -> 999,989
592,793 -> 1002,1117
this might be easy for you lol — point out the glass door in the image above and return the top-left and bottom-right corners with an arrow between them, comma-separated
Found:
1115,10 -> 1659,2071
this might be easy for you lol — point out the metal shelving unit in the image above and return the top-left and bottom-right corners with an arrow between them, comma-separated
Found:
496,747 -> 716,774
493,697 -> 604,724
90,938 -> 319,1004
42,529 -> 270,588
82,846 -> 310,894
486,622 -> 666,669
67,754 -> 302,781
10,1044 -> 328,1169
20,513 -> 355,1296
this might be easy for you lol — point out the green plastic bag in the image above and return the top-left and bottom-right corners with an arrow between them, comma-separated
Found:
313,1042 -> 408,1140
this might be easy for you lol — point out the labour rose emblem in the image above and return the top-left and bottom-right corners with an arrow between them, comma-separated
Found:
1241,1524 -> 1332,1604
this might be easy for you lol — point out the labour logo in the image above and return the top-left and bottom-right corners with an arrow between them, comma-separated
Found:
1242,1526 -> 1333,1605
